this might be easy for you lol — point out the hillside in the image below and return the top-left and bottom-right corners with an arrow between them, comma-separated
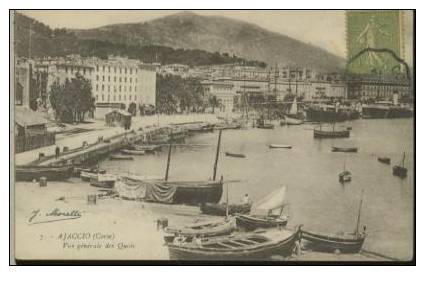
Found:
74,11 -> 345,71
13,12 -> 265,67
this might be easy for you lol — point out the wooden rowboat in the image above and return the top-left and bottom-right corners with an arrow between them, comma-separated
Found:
121,149 -> 146,155
200,202 -> 251,216
377,157 -> 391,164
301,230 -> 366,253
90,174 -> 116,188
164,218 -> 236,243
314,129 -> 350,139
269,144 -> 292,149
257,124 -> 274,129
15,165 -> 74,182
109,154 -> 134,161
225,152 -> 246,158
331,146 -> 358,153
338,170 -> 352,183
167,226 -> 302,260
235,214 -> 288,231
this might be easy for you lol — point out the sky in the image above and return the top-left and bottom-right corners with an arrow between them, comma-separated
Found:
19,10 -> 414,62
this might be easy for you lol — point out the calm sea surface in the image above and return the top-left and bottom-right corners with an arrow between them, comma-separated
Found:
101,118 -> 414,260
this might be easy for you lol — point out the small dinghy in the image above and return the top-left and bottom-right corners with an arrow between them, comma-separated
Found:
393,152 -> 407,178
331,146 -> 358,153
377,157 -> 391,164
109,154 -> 134,161
269,144 -> 292,149
338,170 -> 352,183
225,152 -> 246,158
121,149 -> 146,155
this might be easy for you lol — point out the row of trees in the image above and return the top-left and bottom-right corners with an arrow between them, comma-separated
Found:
49,74 -> 95,123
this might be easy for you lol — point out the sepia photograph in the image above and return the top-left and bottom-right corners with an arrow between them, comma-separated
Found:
10,9 -> 415,264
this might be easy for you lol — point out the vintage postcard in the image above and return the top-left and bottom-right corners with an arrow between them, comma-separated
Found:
10,10 -> 415,264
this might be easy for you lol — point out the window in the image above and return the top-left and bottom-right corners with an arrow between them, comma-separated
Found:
107,95 -> 110,101
108,66 -> 110,72
124,86 -> 126,92
129,95 -> 132,101
125,77 -> 127,83
108,86 -> 110,92
120,68 -> 122,74
114,76 -> 116,82
130,68 -> 132,75
102,94 -> 104,101
114,95 -> 116,101
130,78 -> 132,83
96,65 -> 99,72
130,86 -> 132,92
119,94 -> 121,100
135,87 -> 137,92
124,95 -> 126,100
120,77 -> 122,82
83,68 -> 86,75
102,76 -> 105,82
96,75 -> 99,81
114,67 -> 116,73
102,85 -> 104,91
119,86 -> 121,92
108,76 -> 110,82
96,95 -> 98,101
102,66 -> 105,72
96,84 -> 98,91
65,67 -> 68,73
125,68 -> 127,74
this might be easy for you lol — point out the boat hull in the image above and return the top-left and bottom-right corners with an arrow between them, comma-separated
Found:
225,152 -> 246,158
332,147 -> 358,153
165,218 -> 236,241
171,181 -> 223,205
269,144 -> 292,149
15,165 -> 74,182
167,227 -> 301,260
301,230 -> 365,253
314,129 -> 350,139
284,115 -> 303,125
377,157 -> 391,164
306,108 -> 360,122
392,166 -> 407,178
200,203 -> 251,216
235,214 -> 288,231
362,106 -> 413,119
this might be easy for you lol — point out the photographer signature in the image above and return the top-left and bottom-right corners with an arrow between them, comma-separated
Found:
28,208 -> 82,225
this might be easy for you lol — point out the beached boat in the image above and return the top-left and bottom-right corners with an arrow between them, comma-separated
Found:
109,154 -> 134,161
15,165 -> 74,182
235,186 -> 289,231
332,146 -> 358,153
301,230 -> 366,253
257,124 -> 274,129
338,170 -> 352,183
166,226 -> 302,260
225,152 -> 246,158
269,144 -> 292,149
74,167 -> 106,177
116,177 -> 223,205
164,218 -> 236,243
121,149 -> 146,155
393,152 -> 407,178
89,174 -> 116,188
314,129 -> 350,139
80,171 -> 99,182
301,190 -> 366,253
200,202 -> 251,216
377,157 -> 391,164
130,144 -> 162,153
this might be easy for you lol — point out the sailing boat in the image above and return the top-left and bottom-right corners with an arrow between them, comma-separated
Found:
301,190 -> 367,253
338,157 -> 352,183
393,152 -> 408,178
284,97 -> 303,125
235,186 -> 289,231
116,131 -> 224,205
314,121 -> 350,138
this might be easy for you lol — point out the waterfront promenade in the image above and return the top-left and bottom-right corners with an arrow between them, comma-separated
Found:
14,113 -> 221,166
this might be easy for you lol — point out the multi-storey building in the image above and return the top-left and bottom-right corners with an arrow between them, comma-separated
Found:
31,55 -> 157,119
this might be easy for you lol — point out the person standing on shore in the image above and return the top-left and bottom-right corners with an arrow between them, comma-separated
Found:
55,146 -> 60,159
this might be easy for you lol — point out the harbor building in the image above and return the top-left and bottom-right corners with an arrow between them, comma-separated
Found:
346,74 -> 411,101
14,58 -> 34,108
202,79 -> 235,113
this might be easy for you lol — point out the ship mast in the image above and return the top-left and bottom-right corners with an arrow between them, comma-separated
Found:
355,189 -> 365,235
212,130 -> 222,181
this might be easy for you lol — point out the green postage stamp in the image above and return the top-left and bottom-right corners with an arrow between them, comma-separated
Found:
346,10 -> 405,74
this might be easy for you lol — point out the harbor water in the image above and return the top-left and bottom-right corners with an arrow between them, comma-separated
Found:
100,118 -> 414,260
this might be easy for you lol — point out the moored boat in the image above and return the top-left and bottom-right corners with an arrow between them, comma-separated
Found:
164,218 -> 236,243
392,152 -> 407,178
166,226 -> 302,260
269,144 -> 292,149
314,129 -> 350,139
89,174 -> 116,188
338,170 -> 352,183
377,157 -> 391,164
80,171 -> 99,182
200,202 -> 251,216
301,229 -> 366,253
15,165 -> 74,182
332,146 -> 358,153
109,154 -> 134,161
235,186 -> 289,231
74,167 -> 106,177
301,190 -> 366,253
283,97 -> 304,125
121,149 -> 146,155
225,152 -> 246,158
